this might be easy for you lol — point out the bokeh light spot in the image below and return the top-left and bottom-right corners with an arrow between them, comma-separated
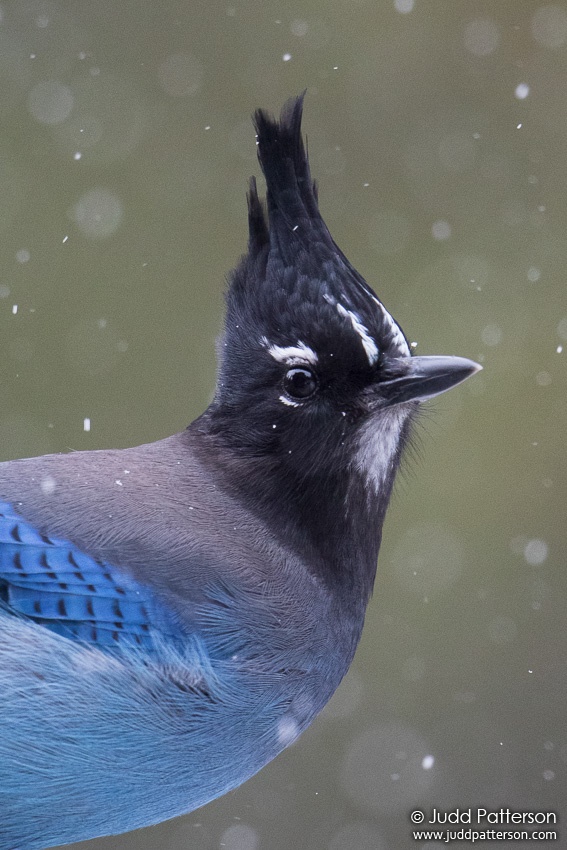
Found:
515,82 -> 530,100
27,80 -> 73,125
158,53 -> 203,97
219,824 -> 260,850
524,538 -> 548,566
481,324 -> 502,346
432,220 -> 451,240
463,19 -> 500,56
72,188 -> 123,239
394,0 -> 414,14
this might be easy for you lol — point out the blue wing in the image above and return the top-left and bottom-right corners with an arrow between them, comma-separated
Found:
0,501 -> 180,650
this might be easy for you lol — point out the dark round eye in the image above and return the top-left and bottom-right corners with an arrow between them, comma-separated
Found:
283,367 -> 318,400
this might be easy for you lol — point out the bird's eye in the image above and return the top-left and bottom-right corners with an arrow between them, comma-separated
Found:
283,367 -> 318,400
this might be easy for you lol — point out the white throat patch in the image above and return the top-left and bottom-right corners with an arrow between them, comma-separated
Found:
353,407 -> 409,493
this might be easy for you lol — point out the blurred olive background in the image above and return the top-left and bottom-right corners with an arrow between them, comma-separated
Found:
0,1 -> 565,849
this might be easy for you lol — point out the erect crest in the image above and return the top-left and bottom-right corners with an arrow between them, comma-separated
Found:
247,93 -> 323,260
225,95 -> 410,366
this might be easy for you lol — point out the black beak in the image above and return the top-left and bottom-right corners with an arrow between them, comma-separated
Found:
379,355 -> 482,406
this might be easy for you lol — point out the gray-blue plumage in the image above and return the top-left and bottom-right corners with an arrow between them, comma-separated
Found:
0,96 -> 480,849
0,434 -> 352,848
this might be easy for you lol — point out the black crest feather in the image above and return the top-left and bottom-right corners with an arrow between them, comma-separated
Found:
247,94 -> 333,261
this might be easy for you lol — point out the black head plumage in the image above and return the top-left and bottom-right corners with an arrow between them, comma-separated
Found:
218,95 -> 411,415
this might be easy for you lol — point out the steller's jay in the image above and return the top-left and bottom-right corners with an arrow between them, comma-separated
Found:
0,95 -> 480,850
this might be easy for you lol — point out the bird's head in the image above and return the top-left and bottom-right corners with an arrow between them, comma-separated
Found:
208,96 -> 480,501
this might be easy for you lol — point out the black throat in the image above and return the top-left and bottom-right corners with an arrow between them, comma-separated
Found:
187,412 -> 405,609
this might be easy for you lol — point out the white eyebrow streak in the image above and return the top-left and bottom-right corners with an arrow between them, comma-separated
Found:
261,337 -> 318,366
370,294 -> 410,357
336,303 -> 379,365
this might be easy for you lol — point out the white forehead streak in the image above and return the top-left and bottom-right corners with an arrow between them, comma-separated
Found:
336,303 -> 379,365
262,337 -> 318,366
371,295 -> 411,357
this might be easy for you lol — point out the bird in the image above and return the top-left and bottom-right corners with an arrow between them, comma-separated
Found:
0,95 -> 480,850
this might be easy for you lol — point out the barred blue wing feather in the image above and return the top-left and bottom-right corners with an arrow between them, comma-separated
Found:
0,501 -> 180,648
